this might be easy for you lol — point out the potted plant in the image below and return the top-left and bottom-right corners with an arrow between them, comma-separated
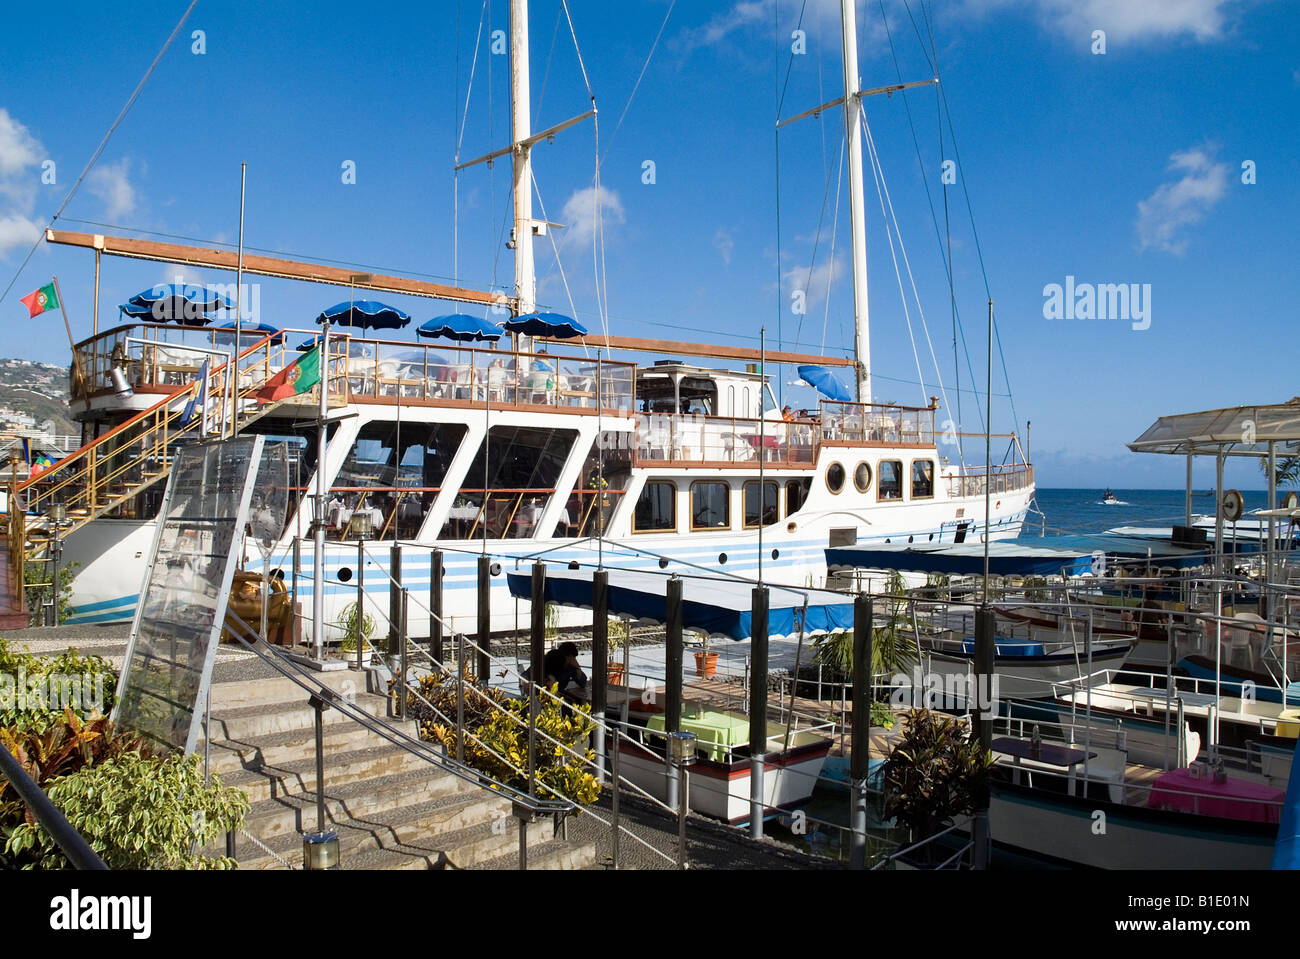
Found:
336,600 -> 377,666
694,631 -> 719,679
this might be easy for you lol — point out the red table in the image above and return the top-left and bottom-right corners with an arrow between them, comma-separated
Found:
1147,768 -> 1284,823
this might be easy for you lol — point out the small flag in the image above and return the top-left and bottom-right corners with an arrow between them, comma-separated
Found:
20,438 -> 31,464
255,345 -> 321,402
180,361 -> 209,428
20,282 -> 59,318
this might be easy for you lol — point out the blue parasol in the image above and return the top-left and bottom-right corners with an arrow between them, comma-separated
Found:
316,299 -> 412,331
121,283 -> 234,324
417,313 -> 504,343
500,311 -> 588,339
797,365 -> 853,402
212,321 -> 284,346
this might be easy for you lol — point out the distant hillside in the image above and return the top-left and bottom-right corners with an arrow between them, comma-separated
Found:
0,358 -> 78,439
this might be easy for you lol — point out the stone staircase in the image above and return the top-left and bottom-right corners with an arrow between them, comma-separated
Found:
200,669 -> 597,870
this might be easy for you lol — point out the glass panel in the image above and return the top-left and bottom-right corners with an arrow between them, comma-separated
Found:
743,481 -> 779,527
633,481 -> 676,531
330,422 -> 466,540
786,479 -> 811,515
879,460 -> 903,499
447,426 -> 576,539
691,481 -> 730,530
912,460 -> 934,498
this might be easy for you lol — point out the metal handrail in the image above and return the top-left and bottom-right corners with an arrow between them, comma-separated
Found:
0,740 -> 107,869
222,612 -> 572,819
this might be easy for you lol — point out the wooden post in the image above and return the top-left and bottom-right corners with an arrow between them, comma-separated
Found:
387,544 -> 402,658
591,569 -> 609,783
665,576 -> 684,812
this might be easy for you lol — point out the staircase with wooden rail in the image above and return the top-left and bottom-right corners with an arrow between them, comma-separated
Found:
7,334 -> 310,584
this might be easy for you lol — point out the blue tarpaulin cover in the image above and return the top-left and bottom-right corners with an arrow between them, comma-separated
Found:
826,534 -> 1209,578
504,566 -> 854,642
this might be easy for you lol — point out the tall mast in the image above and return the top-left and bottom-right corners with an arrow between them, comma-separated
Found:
839,0 -> 871,403
510,0 -> 536,328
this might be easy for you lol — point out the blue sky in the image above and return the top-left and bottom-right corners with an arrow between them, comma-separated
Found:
1,0 -> 1297,492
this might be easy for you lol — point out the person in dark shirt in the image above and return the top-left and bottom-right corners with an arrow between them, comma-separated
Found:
524,641 -> 588,705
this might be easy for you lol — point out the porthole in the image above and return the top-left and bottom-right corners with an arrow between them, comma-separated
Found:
786,522 -> 797,533
719,553 -> 728,565
827,462 -> 846,494
771,549 -> 779,560
854,461 -> 872,493
908,535 -> 913,543
338,567 -> 353,583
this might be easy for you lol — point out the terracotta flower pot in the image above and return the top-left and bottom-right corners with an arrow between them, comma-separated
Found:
694,651 -> 719,678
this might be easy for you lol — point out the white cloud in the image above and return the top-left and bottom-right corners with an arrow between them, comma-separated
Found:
0,109 -> 42,179
714,227 -> 735,265
0,109 -> 45,253
0,213 -> 42,258
958,0 -> 1240,43
782,254 -> 844,310
87,158 -> 137,220
678,0 -> 887,55
558,184 -> 624,250
1136,146 -> 1230,254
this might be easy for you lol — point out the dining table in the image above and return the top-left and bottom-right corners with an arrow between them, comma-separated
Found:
1147,767 -> 1284,823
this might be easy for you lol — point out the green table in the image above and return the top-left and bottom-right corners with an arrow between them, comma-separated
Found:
647,710 -> 751,762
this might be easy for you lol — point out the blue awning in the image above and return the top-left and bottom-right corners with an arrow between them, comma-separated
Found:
503,566 -> 854,642
827,533 -> 1212,578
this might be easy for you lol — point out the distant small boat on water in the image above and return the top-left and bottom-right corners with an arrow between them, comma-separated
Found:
1102,488 -> 1120,505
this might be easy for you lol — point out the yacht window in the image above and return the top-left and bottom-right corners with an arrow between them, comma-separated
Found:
743,481 -> 780,528
826,462 -> 845,494
786,478 -> 811,515
854,461 -> 873,493
878,460 -> 903,500
691,481 -> 730,530
633,481 -> 676,532
912,460 -> 935,499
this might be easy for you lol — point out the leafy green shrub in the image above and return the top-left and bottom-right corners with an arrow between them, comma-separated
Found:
4,751 -> 248,869
408,672 -> 600,804
0,637 -> 117,732
336,600 -> 377,654
881,708 -> 994,842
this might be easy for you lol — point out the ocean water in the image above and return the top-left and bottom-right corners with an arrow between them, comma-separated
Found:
1024,488 -> 1276,537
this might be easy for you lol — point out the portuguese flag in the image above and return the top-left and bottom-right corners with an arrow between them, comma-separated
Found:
20,282 -> 59,318
255,345 -> 322,402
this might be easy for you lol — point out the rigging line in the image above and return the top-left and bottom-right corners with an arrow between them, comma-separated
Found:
819,137 -> 846,355
528,168 -> 585,356
456,0 -> 489,158
879,0 -> 983,436
535,5 -> 564,124
775,0 -> 811,119
0,0 -> 199,308
860,112 -> 929,408
792,129 -> 843,351
774,0 -> 785,405
559,0 -> 594,99
922,1 -> 1020,435
593,112 -> 612,349
597,0 -> 675,172
861,105 -> 959,440
454,0 -> 462,284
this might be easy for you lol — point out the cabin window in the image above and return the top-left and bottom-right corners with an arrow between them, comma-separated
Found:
912,460 -> 935,499
826,462 -> 845,494
633,481 -> 676,532
448,426 -> 576,539
878,460 -> 903,500
786,478 -> 811,515
743,481 -> 780,528
327,420 -> 450,540
691,481 -> 731,530
854,461 -> 873,493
